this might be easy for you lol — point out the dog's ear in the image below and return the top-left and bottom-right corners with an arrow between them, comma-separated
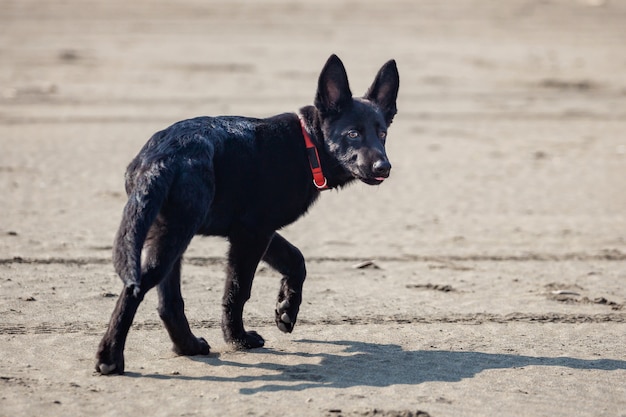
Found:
315,55 -> 353,116
365,59 -> 400,125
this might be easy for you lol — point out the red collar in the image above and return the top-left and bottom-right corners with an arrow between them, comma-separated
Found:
299,115 -> 330,190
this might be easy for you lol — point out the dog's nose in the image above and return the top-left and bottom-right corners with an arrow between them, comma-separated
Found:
372,159 -> 391,178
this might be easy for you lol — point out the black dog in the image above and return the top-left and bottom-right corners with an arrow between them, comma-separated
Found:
95,55 -> 399,375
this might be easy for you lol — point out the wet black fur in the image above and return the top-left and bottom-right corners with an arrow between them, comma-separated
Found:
95,55 -> 400,375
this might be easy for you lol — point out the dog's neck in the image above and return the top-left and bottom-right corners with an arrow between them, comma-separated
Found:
296,107 -> 355,190
297,113 -> 330,190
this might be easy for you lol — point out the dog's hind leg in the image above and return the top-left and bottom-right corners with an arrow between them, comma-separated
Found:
157,256 -> 210,356
95,283 -> 143,375
96,211 -> 208,375
95,245 -> 175,375
222,226 -> 273,349
262,233 -> 306,334
96,162 -> 213,374
137,174 -> 212,357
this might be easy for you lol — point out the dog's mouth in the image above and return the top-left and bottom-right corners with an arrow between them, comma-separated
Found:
358,175 -> 388,186
347,162 -> 391,186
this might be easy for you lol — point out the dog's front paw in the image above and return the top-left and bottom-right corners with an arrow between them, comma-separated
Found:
228,330 -> 265,350
275,298 -> 300,333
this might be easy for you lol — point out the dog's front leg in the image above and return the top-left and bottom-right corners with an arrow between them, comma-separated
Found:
221,226 -> 272,349
263,233 -> 306,334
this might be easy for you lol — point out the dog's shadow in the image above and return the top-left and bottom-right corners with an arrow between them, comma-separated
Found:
130,339 -> 626,394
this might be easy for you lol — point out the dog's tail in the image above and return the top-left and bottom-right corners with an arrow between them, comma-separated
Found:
112,160 -> 175,297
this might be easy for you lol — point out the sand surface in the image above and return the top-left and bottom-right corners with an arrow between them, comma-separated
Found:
1,0 -> 625,416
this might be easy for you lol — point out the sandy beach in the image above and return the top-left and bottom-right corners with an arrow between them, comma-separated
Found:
1,0 -> 625,416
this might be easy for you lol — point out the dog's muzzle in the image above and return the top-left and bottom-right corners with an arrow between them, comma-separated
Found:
372,159 -> 391,181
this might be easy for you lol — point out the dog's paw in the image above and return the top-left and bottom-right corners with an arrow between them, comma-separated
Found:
172,336 -> 211,356
275,298 -> 299,333
228,330 -> 265,350
95,351 -> 125,375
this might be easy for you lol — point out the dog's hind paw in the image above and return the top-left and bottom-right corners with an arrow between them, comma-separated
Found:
95,342 -> 125,375
97,363 -> 119,375
229,331 -> 265,350
172,336 -> 211,356
95,356 -> 124,375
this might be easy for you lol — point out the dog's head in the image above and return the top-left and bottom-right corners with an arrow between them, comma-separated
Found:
314,55 -> 399,185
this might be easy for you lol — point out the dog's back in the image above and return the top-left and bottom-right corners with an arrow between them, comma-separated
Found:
123,114 -> 319,237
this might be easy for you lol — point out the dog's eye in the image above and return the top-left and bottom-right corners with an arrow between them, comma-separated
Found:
379,131 -> 387,140
346,130 -> 360,139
